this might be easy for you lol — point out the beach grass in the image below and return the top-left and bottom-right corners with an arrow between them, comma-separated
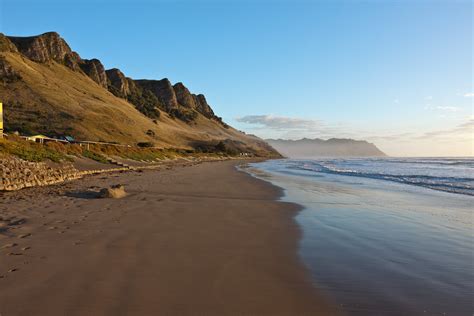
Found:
0,136 -> 231,163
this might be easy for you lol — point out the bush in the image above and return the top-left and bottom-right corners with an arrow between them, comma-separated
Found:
169,108 -> 198,123
82,150 -> 108,163
137,142 -> 154,148
0,138 -> 69,162
127,88 -> 162,119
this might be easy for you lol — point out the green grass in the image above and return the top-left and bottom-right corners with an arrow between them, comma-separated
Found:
0,137 -> 226,163
0,138 -> 70,162
81,150 -> 108,163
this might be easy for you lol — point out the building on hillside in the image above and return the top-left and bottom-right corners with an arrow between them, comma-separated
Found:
26,135 -> 49,143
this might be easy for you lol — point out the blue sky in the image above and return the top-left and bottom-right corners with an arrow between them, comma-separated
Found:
1,0 -> 472,156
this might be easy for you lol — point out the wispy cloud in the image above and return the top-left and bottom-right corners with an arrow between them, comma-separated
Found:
463,92 -> 474,97
435,106 -> 460,112
416,119 -> 473,140
424,105 -> 461,112
235,115 -> 358,139
236,114 -> 473,149
235,115 -> 320,130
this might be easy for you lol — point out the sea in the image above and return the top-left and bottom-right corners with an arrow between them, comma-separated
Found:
244,157 -> 473,316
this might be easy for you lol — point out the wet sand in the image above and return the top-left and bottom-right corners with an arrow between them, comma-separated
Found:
0,160 -> 338,315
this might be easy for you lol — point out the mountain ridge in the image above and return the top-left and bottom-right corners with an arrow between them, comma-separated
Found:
0,32 -> 279,157
266,138 -> 386,158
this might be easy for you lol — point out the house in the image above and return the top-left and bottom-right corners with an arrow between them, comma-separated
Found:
26,135 -> 68,144
26,135 -> 49,143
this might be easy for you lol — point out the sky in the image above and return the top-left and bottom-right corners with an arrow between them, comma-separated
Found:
1,0 -> 472,156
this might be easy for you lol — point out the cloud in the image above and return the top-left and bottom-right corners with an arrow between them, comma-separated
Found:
416,119 -> 473,140
235,115 -> 320,130
235,114 -> 360,140
463,93 -> 474,97
424,105 -> 461,112
435,106 -> 460,112
424,96 -> 433,100
235,114 -> 473,149
366,132 -> 415,142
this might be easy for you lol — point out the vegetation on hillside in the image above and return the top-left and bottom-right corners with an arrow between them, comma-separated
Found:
169,108 -> 198,123
108,84 -> 162,120
0,137 -> 247,164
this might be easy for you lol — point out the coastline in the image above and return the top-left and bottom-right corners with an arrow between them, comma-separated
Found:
0,160 -> 339,315
246,159 -> 474,315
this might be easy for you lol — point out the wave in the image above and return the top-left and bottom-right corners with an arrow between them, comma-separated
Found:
285,160 -> 474,196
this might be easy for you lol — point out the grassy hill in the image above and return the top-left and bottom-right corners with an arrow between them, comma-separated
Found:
0,32 -> 279,157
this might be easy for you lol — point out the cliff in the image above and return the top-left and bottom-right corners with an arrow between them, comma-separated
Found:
0,32 -> 279,157
266,138 -> 386,158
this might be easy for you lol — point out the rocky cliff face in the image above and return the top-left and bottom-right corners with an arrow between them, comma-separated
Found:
0,34 -> 18,53
173,82 -> 196,109
0,31 -> 279,156
7,32 -> 105,87
79,58 -> 108,88
4,32 -> 225,125
172,83 -> 215,118
135,79 -> 179,110
194,94 -> 215,119
7,32 -> 72,63
106,68 -> 134,97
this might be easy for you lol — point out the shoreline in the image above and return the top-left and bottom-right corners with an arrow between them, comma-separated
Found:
0,160 -> 339,315
247,159 -> 474,315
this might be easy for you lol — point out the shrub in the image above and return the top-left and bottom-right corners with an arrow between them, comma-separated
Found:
0,138 -> 69,162
137,142 -> 154,148
82,150 -> 108,163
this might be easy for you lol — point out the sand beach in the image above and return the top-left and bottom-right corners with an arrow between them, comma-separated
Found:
0,160 -> 338,315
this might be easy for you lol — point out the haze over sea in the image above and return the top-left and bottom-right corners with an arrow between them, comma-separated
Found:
246,157 -> 473,315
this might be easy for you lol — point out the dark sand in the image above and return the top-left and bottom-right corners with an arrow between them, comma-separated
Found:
0,160 -> 338,315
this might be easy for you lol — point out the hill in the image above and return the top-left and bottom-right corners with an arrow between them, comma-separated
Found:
0,32 -> 279,157
266,138 -> 386,158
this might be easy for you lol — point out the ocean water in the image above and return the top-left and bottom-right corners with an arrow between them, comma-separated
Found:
245,158 -> 474,315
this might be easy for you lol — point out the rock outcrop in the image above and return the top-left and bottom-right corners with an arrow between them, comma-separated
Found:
8,32 -> 72,63
135,79 -> 179,110
173,82 -> 197,109
79,58 -> 108,88
0,31 -> 280,157
106,68 -> 135,97
6,32 -> 106,87
63,51 -> 82,71
194,94 -> 215,119
4,32 -> 224,124
0,34 -> 18,53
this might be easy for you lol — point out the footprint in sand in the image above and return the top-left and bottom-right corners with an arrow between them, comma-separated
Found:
47,226 -> 58,230
21,246 -> 31,251
8,268 -> 18,273
1,243 -> 18,249
18,233 -> 31,239
7,252 -> 23,256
